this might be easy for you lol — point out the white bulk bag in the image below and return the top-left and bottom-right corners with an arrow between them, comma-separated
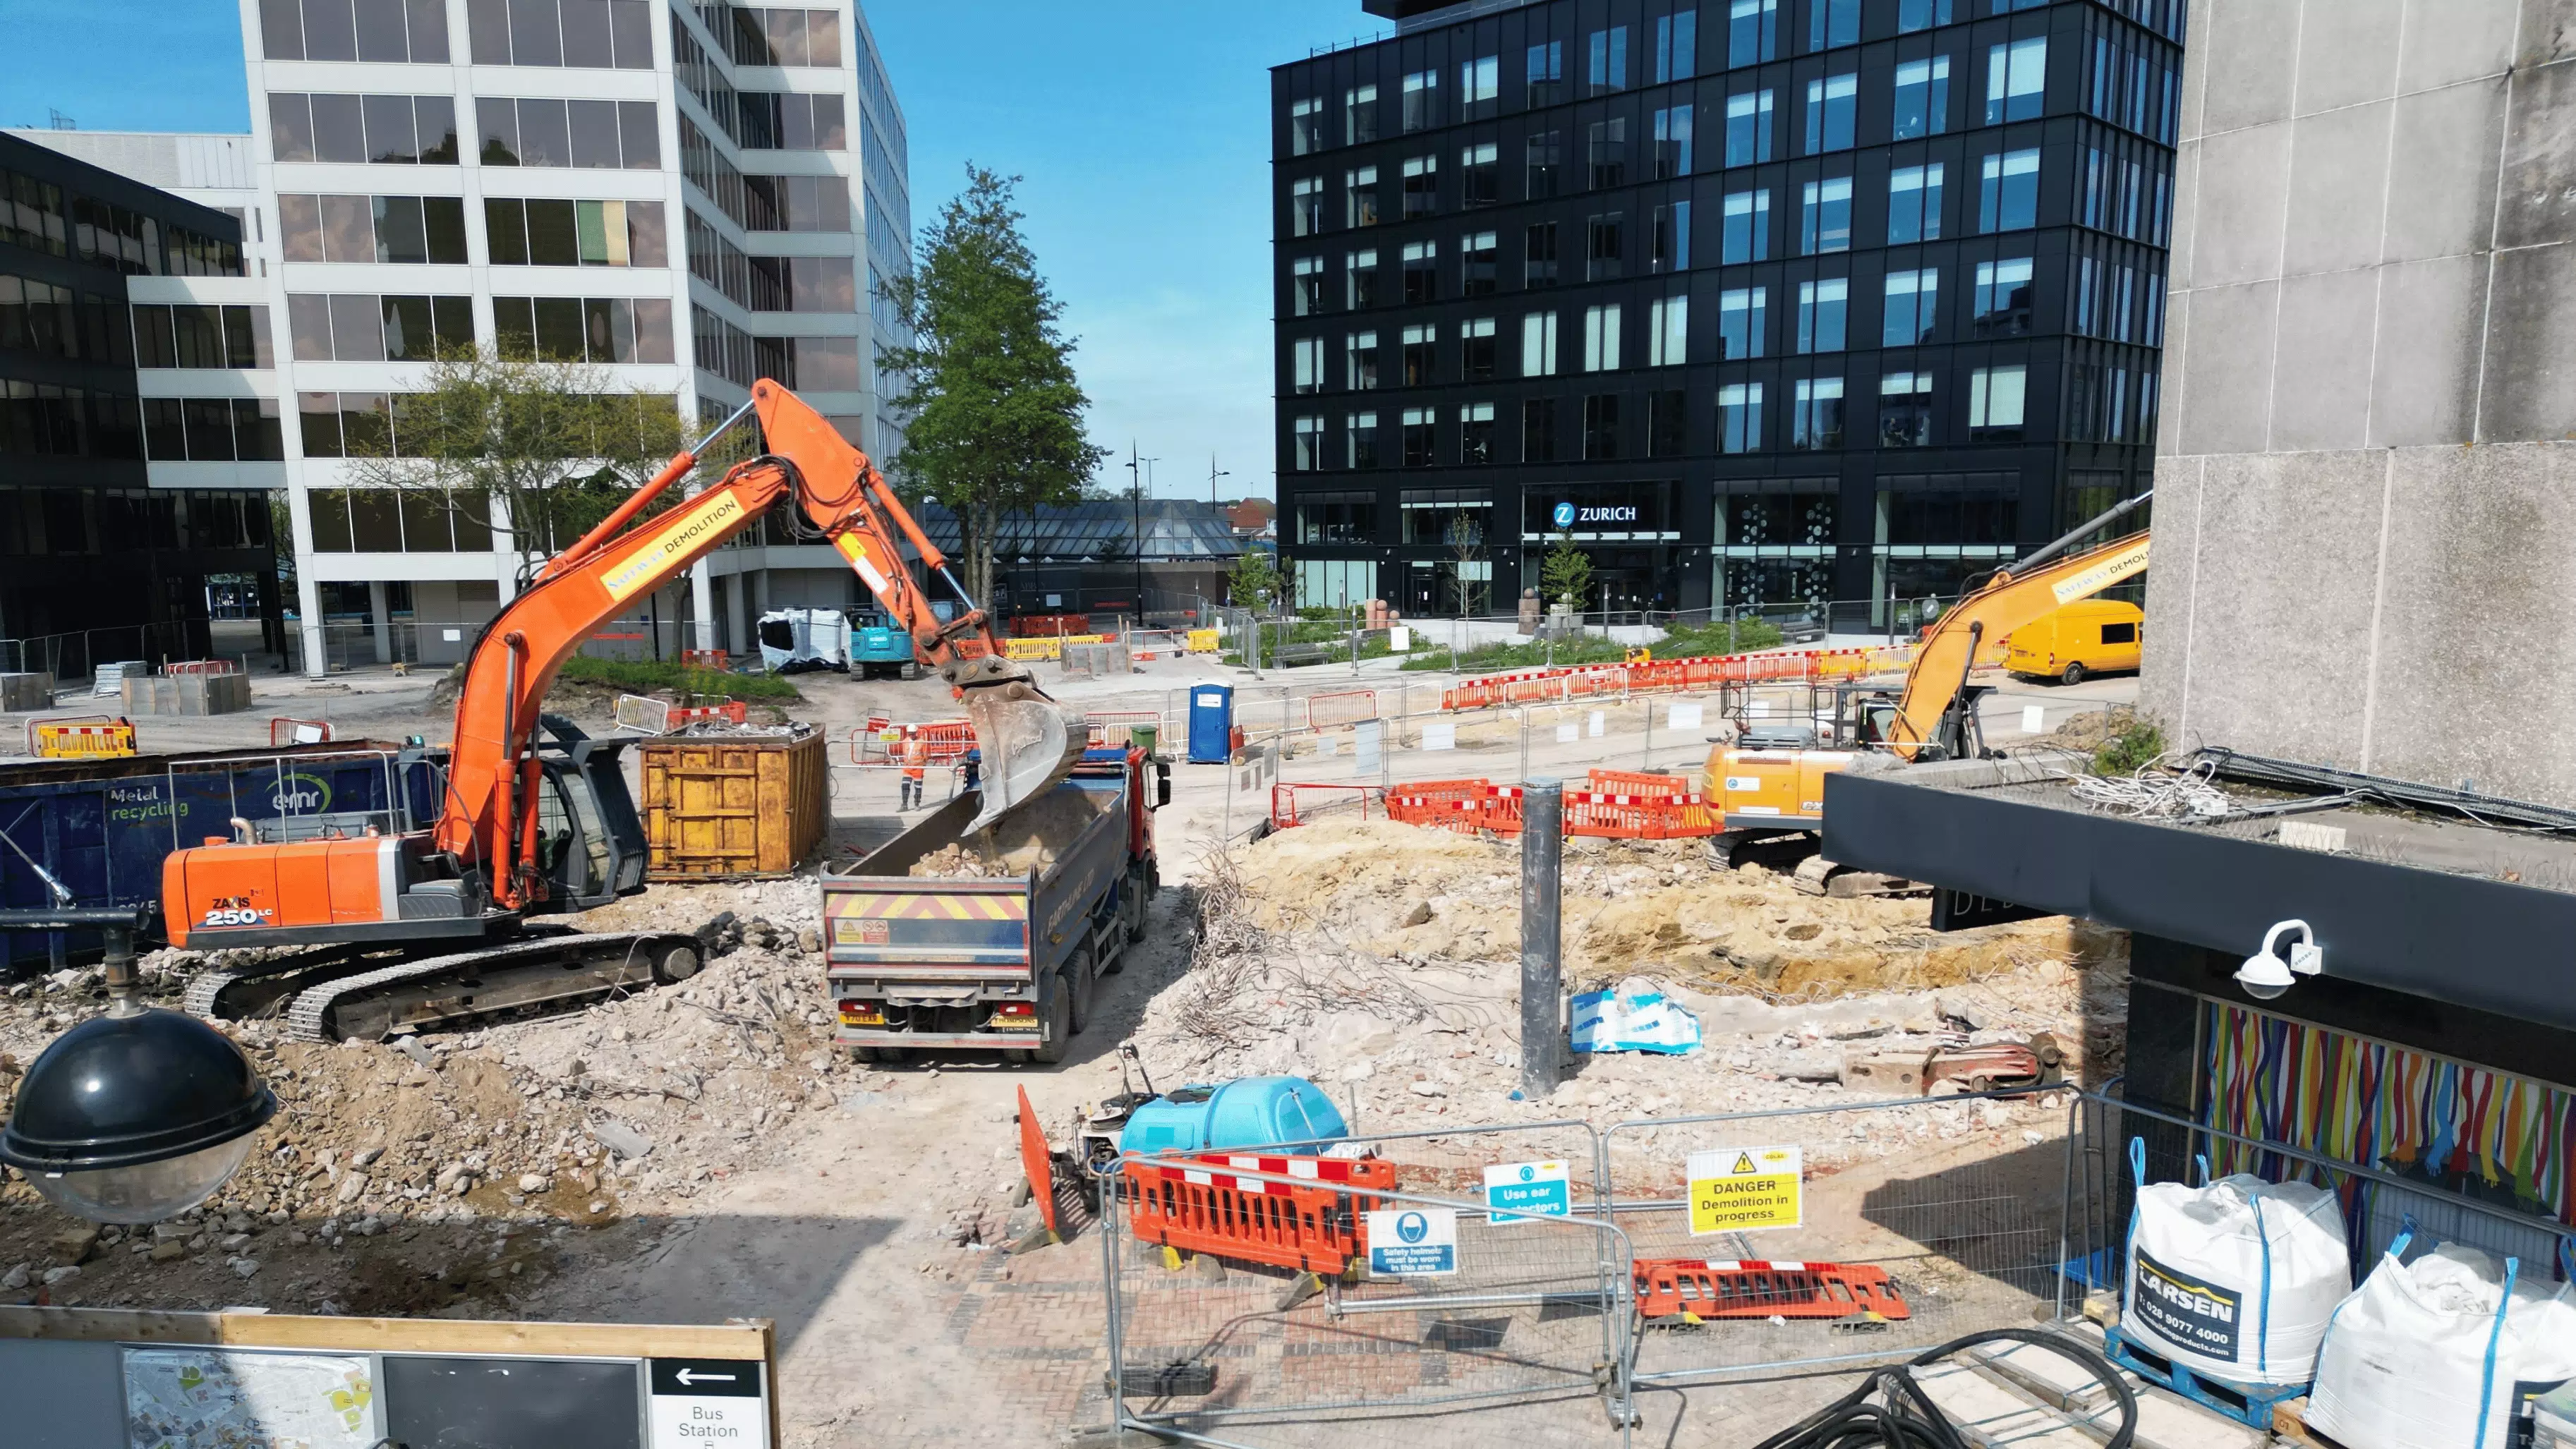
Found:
2121,1140 -> 2350,1385
2306,1238 -> 2548,1449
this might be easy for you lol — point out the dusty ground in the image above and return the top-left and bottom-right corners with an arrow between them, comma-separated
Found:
0,654 -> 2140,1446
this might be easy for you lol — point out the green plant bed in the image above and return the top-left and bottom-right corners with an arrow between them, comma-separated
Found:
1398,618 -> 1786,674
556,656 -> 804,701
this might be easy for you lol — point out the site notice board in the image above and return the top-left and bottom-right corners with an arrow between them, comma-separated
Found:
1,1303 -> 775,1448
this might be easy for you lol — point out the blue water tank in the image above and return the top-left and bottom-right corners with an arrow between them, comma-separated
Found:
1185,681 -> 1234,764
1119,1076 -> 1350,1156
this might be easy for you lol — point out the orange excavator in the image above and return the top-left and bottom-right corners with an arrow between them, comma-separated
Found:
162,380 -> 1086,1040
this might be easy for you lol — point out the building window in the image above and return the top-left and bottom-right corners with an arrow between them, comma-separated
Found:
1527,40 -> 1564,104
1291,178 -> 1321,237
286,293 -> 475,362
1967,364 -> 2026,439
1401,241 -> 1439,303
1299,490 -> 1377,541
1646,12 -> 1695,83
1402,68 -> 1440,131
1809,0 -> 1859,51
1521,397 -> 1559,461
1986,37 -> 2048,124
1525,131 -> 1563,197
1973,257 -> 2033,334
475,97 -> 660,169
1582,394 -> 1622,459
1790,377 -> 1844,449
1346,84 -> 1379,145
1291,255 -> 1322,316
268,93 -> 460,166
1589,25 -> 1629,92
1292,337 -> 1324,394
1461,54 -> 1500,116
479,197 -> 665,267
1729,0 -> 1778,66
278,195 -> 469,265
1460,402 -> 1496,463
1800,177 -> 1852,253
1346,166 -> 1380,228
1346,248 -> 1379,309
138,396 -> 285,462
1894,57 -> 1951,138
1401,406 -> 1437,466
1525,222 -> 1559,286
1293,415 -> 1324,471
261,0 -> 452,62
1883,268 -> 1937,345
1722,188 -> 1770,262
1653,105 -> 1695,178
1805,73 -> 1857,154
492,295 -> 674,363
1459,231 -> 1499,295
1401,323 -> 1437,385
1290,97 -> 1322,156
1648,389 -> 1687,456
1725,90 -> 1774,166
132,303 -> 273,370
1648,293 -> 1688,365
1796,279 -> 1848,353
1589,119 -> 1628,188
1586,211 -> 1624,280
1345,330 -> 1380,389
1879,372 -> 1933,447
1719,382 -> 1763,453
1346,413 -> 1381,468
1521,311 -> 1559,375
1979,149 -> 2040,231
461,0 -> 654,67
1583,303 -> 1622,371
1650,200 -> 1692,272
1402,154 -> 1439,219
1899,0 -> 1953,31
1888,163 -> 1945,243
1461,143 -> 1500,205
1719,286 -> 1767,358
1462,317 -> 1498,378
684,4 -> 842,64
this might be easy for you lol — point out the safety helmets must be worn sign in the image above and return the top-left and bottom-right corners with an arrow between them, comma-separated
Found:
1685,1145 -> 1804,1235
1365,1206 -> 1459,1276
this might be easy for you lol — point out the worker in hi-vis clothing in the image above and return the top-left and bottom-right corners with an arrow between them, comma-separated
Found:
900,735 -> 929,811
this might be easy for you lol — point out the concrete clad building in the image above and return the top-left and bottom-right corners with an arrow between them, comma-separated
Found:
2141,0 -> 2576,804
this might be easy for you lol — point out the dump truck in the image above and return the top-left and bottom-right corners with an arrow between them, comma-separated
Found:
823,745 -> 1168,1064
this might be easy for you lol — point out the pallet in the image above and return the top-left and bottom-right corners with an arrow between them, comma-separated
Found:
2268,1397 -> 2354,1449
2100,1326 -> 2306,1431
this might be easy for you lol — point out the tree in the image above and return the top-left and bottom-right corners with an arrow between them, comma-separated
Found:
878,166 -> 1107,608
1227,547 -> 1280,613
1444,510 -> 1486,618
339,349 -> 685,567
1541,528 -> 1594,614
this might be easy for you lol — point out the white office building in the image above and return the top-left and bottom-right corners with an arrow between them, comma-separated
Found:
21,0 -> 909,674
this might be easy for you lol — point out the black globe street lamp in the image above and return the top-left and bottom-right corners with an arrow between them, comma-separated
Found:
0,907 -> 275,1223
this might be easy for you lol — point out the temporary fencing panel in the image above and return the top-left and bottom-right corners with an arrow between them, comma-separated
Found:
1305,689 -> 1379,729
1439,645 -> 1917,712
1084,710 -> 1164,746
267,717 -> 337,747
1383,777 -> 1716,841
613,695 -> 673,734
1270,782 -> 1378,828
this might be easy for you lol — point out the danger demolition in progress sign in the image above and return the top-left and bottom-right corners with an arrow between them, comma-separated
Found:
1685,1146 -> 1804,1235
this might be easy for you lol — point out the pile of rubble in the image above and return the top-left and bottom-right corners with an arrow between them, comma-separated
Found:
0,880 -> 871,1314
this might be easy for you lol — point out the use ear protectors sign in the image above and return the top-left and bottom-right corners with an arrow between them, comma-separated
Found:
1686,1145 -> 1803,1234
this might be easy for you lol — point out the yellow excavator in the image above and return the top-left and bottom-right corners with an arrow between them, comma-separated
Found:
1705,493 -> 2151,895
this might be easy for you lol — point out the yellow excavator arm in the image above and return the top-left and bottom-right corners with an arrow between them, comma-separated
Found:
1883,516 -> 2151,759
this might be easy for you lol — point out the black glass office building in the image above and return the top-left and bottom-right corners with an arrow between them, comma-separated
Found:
1272,0 -> 2180,627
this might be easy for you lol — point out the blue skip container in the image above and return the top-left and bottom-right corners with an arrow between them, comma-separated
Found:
1119,1075 -> 1349,1156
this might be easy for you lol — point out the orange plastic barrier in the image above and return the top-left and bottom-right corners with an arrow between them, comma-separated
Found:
1017,1086 -> 1059,1237
1384,778 -> 1507,836
1439,645 -> 1916,712
668,701 -> 751,727
1633,1259 -> 1913,1322
679,649 -> 728,669
1385,777 -> 1721,840
160,659 -> 241,677
1123,1152 -> 1398,1276
269,717 -> 337,747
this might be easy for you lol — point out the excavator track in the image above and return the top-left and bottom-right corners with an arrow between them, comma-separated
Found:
183,943 -> 405,1021
181,931 -> 703,1042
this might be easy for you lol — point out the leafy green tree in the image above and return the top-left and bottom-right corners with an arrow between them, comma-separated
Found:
1540,528 -> 1594,614
878,166 -> 1107,607
1227,547 -> 1281,613
338,348 -> 685,562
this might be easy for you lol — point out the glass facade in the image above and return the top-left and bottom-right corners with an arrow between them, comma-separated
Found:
1275,0 -> 2178,623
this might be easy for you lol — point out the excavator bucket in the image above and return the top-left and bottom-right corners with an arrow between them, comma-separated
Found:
960,680 -> 1089,834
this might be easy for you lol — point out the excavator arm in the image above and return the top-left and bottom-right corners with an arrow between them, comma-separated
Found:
1882,510 -> 2151,760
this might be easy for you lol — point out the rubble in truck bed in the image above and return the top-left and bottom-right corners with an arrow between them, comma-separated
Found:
1128,819 -> 2124,1183
0,880 -> 897,1316
905,785 -> 1116,878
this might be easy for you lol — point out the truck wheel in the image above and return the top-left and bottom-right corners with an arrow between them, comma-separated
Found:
1068,947 -> 1098,1034
1032,971 -> 1074,1065
849,1045 -> 880,1063
2060,662 -> 2088,686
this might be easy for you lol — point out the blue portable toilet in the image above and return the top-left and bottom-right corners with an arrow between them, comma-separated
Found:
1186,680 -> 1233,763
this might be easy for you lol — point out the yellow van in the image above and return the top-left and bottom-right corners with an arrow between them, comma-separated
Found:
2002,600 -> 2143,684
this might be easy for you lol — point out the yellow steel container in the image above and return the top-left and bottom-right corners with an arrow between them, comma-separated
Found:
639,729 -> 829,880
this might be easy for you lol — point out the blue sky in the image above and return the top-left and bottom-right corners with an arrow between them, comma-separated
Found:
0,0 -> 1392,502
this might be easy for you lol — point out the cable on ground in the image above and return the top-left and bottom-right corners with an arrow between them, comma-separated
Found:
1746,1327 -> 2137,1449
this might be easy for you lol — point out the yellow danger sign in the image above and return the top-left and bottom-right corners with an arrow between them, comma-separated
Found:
1686,1144 -> 1803,1235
